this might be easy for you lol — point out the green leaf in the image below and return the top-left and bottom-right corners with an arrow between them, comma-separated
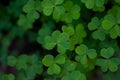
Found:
108,60 -> 118,72
92,29 -> 105,41
43,7 -> 54,16
75,44 -> 88,55
100,47 -> 114,59
23,0 -> 34,13
45,36 -> 56,50
64,60 -> 76,71
47,63 -> 61,75
62,25 -> 74,36
87,49 -> 97,59
53,6 -> 65,19
102,15 -> 116,30
102,20 -> 115,30
96,59 -> 108,72
55,54 -> 65,64
86,0 -> 94,9
42,55 -> 54,67
8,56 -> 17,67
88,17 -> 100,30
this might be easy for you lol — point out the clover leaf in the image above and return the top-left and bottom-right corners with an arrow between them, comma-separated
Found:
62,25 -> 74,36
102,15 -> 116,30
37,22 -> 54,47
61,1 -> 80,23
17,14 -> 32,30
23,0 -> 41,21
96,47 -> 120,72
75,44 -> 97,64
88,17 -> 107,41
100,47 -> 114,59
102,11 -> 120,39
42,0 -> 65,20
44,30 -> 70,54
63,60 -> 76,71
2,74 -> 15,80
42,54 -> 65,75
62,71 -> 86,80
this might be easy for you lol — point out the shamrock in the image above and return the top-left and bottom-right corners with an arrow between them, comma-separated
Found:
75,44 -> 97,65
42,54 -> 65,75
23,0 -> 42,21
102,13 -> 120,39
60,1 -> 80,23
88,17 -> 107,41
42,0 -> 65,20
44,30 -> 70,54
96,47 -> 120,72
62,24 -> 86,51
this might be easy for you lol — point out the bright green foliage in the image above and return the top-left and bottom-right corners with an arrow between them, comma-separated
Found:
2,74 -> 15,80
61,1 -> 80,23
100,47 -> 114,59
102,15 -> 116,30
102,7 -> 120,39
88,17 -> 107,40
75,44 -> 97,64
62,24 -> 86,50
37,21 -> 54,47
62,71 -> 86,80
62,25 -> 74,36
42,54 -> 65,75
96,47 -> 120,72
42,0 -> 65,20
44,31 -> 70,54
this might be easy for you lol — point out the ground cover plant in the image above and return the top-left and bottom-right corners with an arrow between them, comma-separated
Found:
0,0 -> 120,80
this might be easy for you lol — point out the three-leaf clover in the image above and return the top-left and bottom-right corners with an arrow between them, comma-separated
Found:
102,13 -> 120,39
75,44 -> 97,65
61,1 -> 80,23
64,24 -> 86,51
88,17 -> 107,41
96,47 -> 120,72
42,0 -> 65,20
44,30 -> 70,54
18,14 -> 32,30
37,21 -> 54,47
23,0 -> 42,21
42,54 -> 65,75
62,70 -> 86,80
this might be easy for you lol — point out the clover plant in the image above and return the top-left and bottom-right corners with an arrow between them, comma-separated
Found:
0,0 -> 120,80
